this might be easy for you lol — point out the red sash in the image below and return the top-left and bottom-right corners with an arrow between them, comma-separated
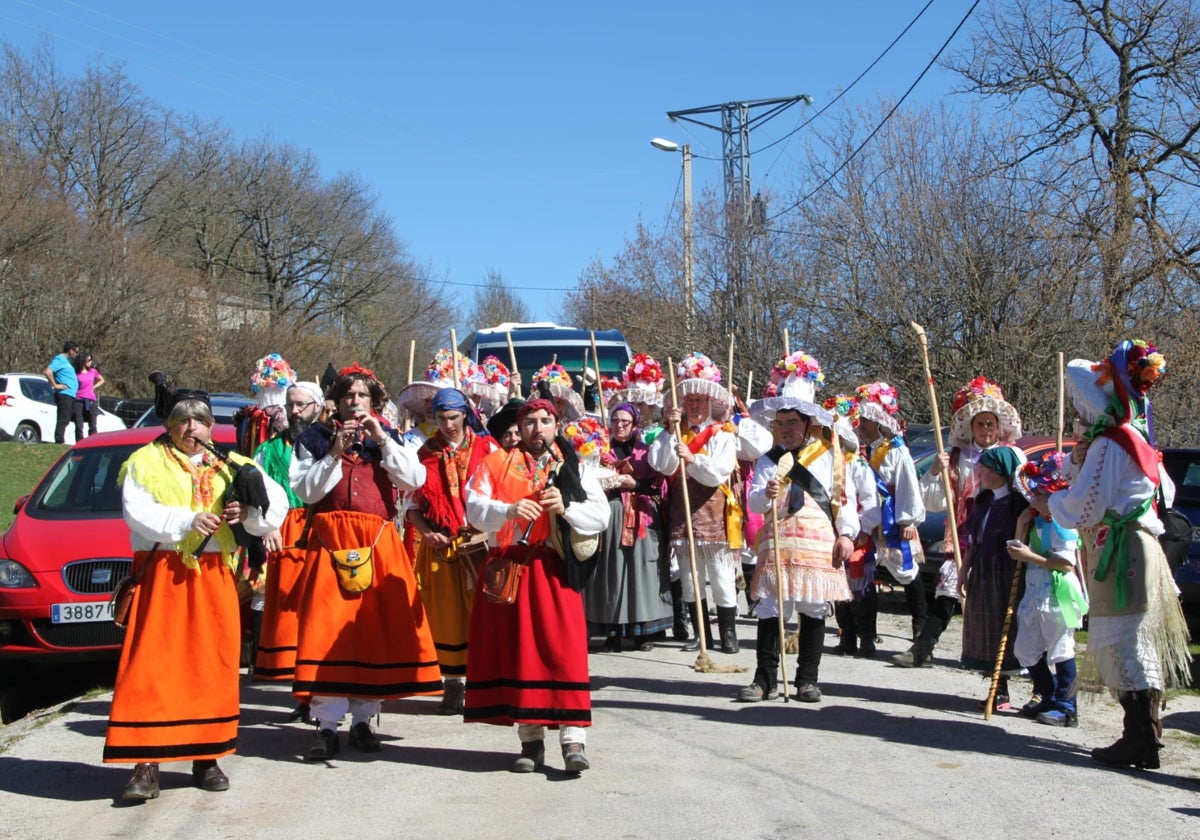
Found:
1101,424 -> 1161,485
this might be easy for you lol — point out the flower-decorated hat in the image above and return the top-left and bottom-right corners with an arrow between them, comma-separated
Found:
531,362 -> 584,421
665,352 -> 732,421
948,376 -> 1022,448
396,349 -> 472,419
249,353 -> 297,407
560,415 -> 610,466
606,352 -> 665,412
1066,340 -> 1166,440
1016,450 -> 1070,501
464,354 -> 511,413
749,351 -> 831,427
855,381 -> 903,438
824,394 -> 860,451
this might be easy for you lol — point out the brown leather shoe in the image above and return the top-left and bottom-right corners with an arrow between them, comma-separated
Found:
122,763 -> 159,801
562,742 -> 590,773
192,760 -> 230,792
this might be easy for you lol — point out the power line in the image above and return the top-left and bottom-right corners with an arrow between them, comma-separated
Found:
766,0 -> 982,223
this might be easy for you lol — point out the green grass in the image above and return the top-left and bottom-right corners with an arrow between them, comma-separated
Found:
0,442 -> 66,532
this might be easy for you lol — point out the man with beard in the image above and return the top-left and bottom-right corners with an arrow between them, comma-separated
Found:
252,381 -> 325,722
291,365 -> 441,759
463,399 -> 609,774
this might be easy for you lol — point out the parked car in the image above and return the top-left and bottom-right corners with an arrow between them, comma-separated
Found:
0,425 -> 237,663
903,424 -> 951,461
881,436 -> 1076,595
134,393 -> 255,427
0,373 -> 126,443
1160,448 -> 1200,629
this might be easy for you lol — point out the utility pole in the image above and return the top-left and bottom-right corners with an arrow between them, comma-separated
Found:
665,95 -> 812,344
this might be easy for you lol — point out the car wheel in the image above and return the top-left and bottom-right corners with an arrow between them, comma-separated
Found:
14,422 -> 40,444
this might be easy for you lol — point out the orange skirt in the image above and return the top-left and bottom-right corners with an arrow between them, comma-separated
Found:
103,550 -> 240,764
254,507 -> 308,682
413,537 -> 474,677
293,510 -> 442,699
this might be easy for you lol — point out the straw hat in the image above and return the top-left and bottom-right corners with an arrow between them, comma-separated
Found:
948,376 -> 1022,448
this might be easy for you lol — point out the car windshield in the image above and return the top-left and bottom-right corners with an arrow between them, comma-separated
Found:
26,444 -> 142,519
1163,451 -> 1200,505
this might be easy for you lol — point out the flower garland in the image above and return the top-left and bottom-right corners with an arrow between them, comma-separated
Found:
854,381 -> 899,415
951,375 -> 1005,413
677,352 -> 721,382
561,415 -> 610,461
624,352 -> 664,389
824,394 -> 859,421
471,355 -> 511,387
1123,339 -> 1166,394
427,349 -> 474,384
532,362 -> 573,387
769,351 -> 824,389
249,353 -> 296,394
1019,451 -> 1069,495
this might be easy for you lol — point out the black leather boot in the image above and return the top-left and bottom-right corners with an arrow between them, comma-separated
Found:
716,606 -> 740,654
670,579 -> 690,641
681,600 -> 714,651
855,593 -> 878,658
833,601 -> 856,656
1092,690 -> 1160,770
736,619 -> 780,701
794,614 -> 826,702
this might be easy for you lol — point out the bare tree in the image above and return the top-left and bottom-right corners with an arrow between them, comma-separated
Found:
467,271 -> 531,330
950,0 -> 1200,333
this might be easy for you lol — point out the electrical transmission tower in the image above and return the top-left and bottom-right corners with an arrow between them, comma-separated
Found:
666,95 -> 812,344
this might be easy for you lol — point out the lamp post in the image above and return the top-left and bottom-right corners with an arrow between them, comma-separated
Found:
650,137 -> 694,332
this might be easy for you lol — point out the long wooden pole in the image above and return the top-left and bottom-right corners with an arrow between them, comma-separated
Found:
450,329 -> 460,390
406,339 -> 416,385
506,331 -> 520,398
910,323 -> 963,577
771,453 -> 793,702
589,330 -> 606,426
783,328 -> 790,357
668,357 -> 711,665
985,525 -> 1027,720
1056,351 -> 1065,452
727,333 -> 735,399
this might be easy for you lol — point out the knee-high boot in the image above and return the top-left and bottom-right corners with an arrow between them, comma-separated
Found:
854,592 -> 877,658
670,579 -> 690,641
681,600 -> 714,652
794,614 -> 826,701
833,601 -> 856,655
716,606 -> 740,654
736,618 -> 780,701
1092,689 -> 1160,770
903,580 -> 928,639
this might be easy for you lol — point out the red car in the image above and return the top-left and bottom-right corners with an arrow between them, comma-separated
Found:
0,426 -> 238,662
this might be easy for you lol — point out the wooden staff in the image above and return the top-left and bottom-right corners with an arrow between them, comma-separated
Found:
727,333 -> 735,399
406,339 -> 416,385
746,370 -> 754,403
783,328 -> 790,357
910,322 -> 963,577
506,331 -> 519,371
668,358 -> 715,672
450,329 -> 460,390
589,330 -> 606,426
771,451 -> 794,702
985,521 -> 1028,720
1056,351 -> 1065,452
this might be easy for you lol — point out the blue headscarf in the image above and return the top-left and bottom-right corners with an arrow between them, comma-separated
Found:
431,388 -> 485,434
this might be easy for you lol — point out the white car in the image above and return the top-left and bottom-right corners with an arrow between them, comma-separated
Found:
0,373 -> 126,443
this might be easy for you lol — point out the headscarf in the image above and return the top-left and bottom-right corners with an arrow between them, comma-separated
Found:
290,381 -> 325,406
518,398 -> 558,422
978,446 -> 1021,479
431,387 -> 485,433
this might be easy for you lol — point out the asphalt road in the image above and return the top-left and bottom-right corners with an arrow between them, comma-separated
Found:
1,607 -> 1198,839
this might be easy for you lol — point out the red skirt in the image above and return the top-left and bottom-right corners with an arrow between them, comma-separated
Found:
464,546 -> 591,727
293,510 -> 441,699
104,550 -> 240,764
254,507 -> 307,683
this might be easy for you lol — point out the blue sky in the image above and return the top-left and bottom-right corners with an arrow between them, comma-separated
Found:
2,1 -> 981,324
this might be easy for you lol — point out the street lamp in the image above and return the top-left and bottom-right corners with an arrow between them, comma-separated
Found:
650,137 -> 694,331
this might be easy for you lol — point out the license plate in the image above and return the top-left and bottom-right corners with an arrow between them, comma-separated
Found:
51,601 -> 115,624
1192,527 -> 1200,543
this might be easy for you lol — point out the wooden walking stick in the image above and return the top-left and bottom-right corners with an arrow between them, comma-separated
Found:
771,451 -> 794,702
727,333 -> 735,400
783,328 -> 790,357
910,323 -> 963,578
985,519 -> 1029,720
407,339 -> 416,385
506,331 -> 519,372
1056,351 -> 1065,452
589,331 -> 606,426
450,329 -> 460,390
667,357 -> 745,675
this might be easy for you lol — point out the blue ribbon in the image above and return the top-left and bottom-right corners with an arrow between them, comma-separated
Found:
873,471 -> 916,574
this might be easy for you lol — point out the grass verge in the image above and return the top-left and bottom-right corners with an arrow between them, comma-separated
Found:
0,442 -> 65,531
